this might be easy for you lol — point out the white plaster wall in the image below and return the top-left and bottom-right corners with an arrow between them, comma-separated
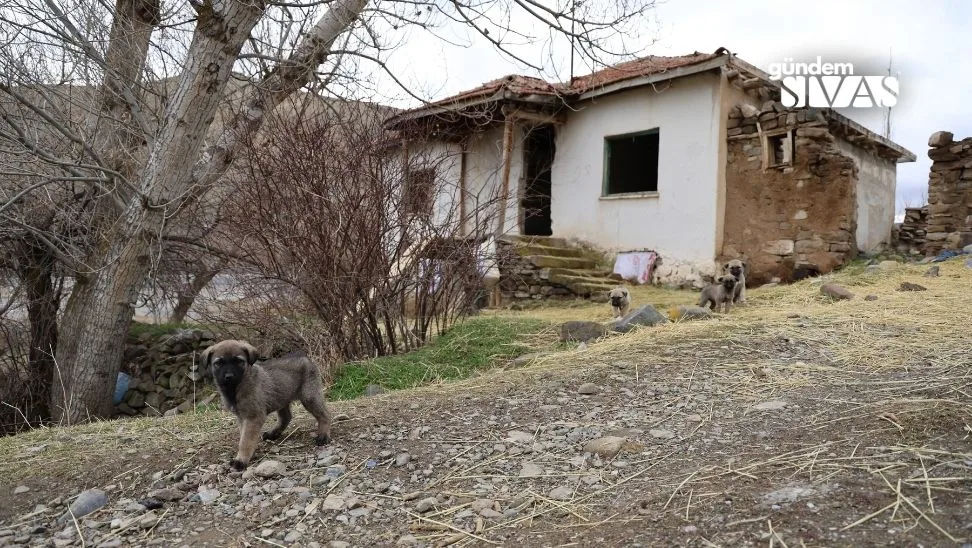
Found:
836,138 -> 897,251
462,126 -> 525,236
550,72 -> 725,279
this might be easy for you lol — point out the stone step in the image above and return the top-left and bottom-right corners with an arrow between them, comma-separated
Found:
547,270 -> 618,290
511,243 -> 588,259
501,235 -> 572,248
523,255 -> 598,270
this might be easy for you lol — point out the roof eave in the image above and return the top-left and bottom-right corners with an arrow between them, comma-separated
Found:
573,55 -> 730,101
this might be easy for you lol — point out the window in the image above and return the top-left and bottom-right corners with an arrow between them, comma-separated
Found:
404,167 -> 435,216
603,129 -> 660,196
764,130 -> 793,168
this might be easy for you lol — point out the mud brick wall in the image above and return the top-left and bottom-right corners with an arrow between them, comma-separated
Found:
924,131 -> 972,254
723,101 -> 858,284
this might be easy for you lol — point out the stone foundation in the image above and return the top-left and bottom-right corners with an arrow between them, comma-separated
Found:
894,206 -> 928,254
923,132 -> 972,254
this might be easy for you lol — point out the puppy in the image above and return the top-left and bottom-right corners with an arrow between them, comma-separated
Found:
698,275 -> 737,313
723,259 -> 747,303
202,340 -> 333,470
608,286 -> 630,318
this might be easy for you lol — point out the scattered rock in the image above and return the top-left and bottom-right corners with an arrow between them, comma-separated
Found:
321,494 -> 348,512
519,463 -> 543,478
548,486 -> 573,501
649,429 -> 676,440
395,453 -> 411,467
762,485 -> 818,505
397,534 -> 419,545
668,305 -> 712,321
471,499 -> 495,513
13,485 -> 29,495
898,282 -> 927,292
612,305 -> 668,333
364,384 -> 384,397
191,488 -> 220,505
754,400 -> 789,411
681,525 -> 699,534
252,459 -> 287,478
559,320 -> 609,343
820,283 -> 853,300
60,489 -> 108,522
877,260 -> 900,270
864,295 -> 878,301
964,244 -> 972,254
583,436 -> 625,458
147,488 -> 185,502
480,508 -> 503,519
415,497 -> 438,513
928,130 -> 953,147
577,382 -> 599,395
328,541 -> 348,548
506,430 -> 535,444
924,266 -> 940,277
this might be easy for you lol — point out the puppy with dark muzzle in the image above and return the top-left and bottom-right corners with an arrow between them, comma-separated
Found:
698,275 -> 737,313
202,340 -> 333,471
608,286 -> 630,318
723,259 -> 747,304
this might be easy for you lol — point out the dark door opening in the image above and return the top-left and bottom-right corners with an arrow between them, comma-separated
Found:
521,125 -> 555,236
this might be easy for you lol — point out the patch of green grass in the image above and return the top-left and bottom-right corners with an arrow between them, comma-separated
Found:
329,317 -> 549,400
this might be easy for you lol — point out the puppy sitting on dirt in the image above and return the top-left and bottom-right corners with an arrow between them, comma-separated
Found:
723,259 -> 747,304
608,286 -> 631,318
202,340 -> 333,471
698,275 -> 737,313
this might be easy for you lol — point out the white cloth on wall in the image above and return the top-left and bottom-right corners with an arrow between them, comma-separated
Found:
612,251 -> 657,285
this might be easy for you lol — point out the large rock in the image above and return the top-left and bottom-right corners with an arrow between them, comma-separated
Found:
820,283 -> 854,300
612,305 -> 668,333
928,131 -> 954,148
559,321 -> 608,343
59,489 -> 108,523
668,305 -> 713,321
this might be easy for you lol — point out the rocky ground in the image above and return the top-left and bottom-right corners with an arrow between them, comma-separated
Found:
1,260 -> 971,547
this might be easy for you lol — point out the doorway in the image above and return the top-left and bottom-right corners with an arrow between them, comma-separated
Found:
520,125 -> 555,236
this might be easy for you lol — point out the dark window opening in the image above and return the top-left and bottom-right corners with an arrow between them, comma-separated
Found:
404,167 -> 435,216
766,132 -> 793,167
604,129 -> 659,195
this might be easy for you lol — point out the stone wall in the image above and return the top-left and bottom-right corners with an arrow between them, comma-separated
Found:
116,328 -> 217,418
496,240 -> 577,301
722,101 -> 859,284
924,131 -> 972,254
894,206 -> 928,254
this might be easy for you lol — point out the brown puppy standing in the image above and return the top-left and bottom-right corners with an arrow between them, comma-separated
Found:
608,286 -> 631,318
698,275 -> 737,313
723,259 -> 747,304
202,340 -> 332,471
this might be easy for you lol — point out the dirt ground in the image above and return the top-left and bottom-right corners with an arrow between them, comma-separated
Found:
1,259 -> 970,547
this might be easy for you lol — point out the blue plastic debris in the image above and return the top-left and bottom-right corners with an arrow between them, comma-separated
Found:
113,372 -> 131,405
365,459 -> 378,470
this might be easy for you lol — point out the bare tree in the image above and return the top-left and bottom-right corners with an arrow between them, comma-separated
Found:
0,0 -> 656,425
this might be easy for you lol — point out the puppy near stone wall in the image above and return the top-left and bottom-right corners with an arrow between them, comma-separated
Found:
202,340 -> 333,470
698,275 -> 737,313
608,287 -> 631,318
723,259 -> 747,304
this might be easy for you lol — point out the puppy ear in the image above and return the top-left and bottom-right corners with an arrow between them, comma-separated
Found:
240,342 -> 259,365
200,346 -> 213,368
716,275 -> 724,282
622,288 -> 629,297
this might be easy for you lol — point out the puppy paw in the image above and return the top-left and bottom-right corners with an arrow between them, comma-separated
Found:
229,459 -> 247,471
262,431 -> 281,441
314,434 -> 331,446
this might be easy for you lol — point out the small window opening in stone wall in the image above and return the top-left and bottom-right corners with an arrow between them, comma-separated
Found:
764,130 -> 793,169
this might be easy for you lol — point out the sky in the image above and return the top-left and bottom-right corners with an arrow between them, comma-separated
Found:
370,0 -> 972,220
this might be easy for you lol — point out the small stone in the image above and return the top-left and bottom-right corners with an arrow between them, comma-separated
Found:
252,460 -> 287,478
397,535 -> 419,545
548,486 -> 573,501
864,295 -> 878,301
147,488 -> 185,501
963,244 -> 972,254
60,489 -> 108,522
612,304 -> 668,333
13,485 -> 29,494
681,525 -> 699,534
471,499 -> 494,512
519,463 -> 543,478
139,497 -> 164,510
577,383 -> 599,395
191,489 -> 220,505
321,494 -> 347,511
395,453 -> 411,467
284,532 -> 303,543
649,429 -> 675,439
583,436 -> 625,458
820,283 -> 853,300
506,430 -> 534,444
559,320 -> 608,343
898,282 -> 927,291
328,542 -> 349,548
755,400 -> 788,411
416,497 -> 438,513
924,266 -> 940,277
479,508 -> 503,519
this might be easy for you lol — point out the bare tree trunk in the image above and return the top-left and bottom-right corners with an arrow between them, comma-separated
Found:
168,269 -> 218,324
50,0 -> 266,424
18,241 -> 60,424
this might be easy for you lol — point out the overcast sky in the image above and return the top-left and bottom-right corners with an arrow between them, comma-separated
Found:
372,0 -> 971,219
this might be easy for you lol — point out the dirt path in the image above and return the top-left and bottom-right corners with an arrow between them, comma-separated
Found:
1,261 -> 971,547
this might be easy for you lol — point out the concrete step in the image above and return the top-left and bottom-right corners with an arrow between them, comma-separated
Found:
523,255 -> 598,270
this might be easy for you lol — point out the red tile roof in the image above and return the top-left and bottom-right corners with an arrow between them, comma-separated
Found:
405,52 -> 724,113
